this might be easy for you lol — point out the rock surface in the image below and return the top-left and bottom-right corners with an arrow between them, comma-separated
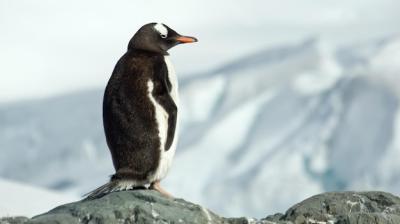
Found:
264,191 -> 400,224
28,190 -> 232,224
1,191 -> 400,224
0,217 -> 29,224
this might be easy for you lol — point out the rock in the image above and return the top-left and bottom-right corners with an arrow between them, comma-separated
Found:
264,191 -> 400,224
28,190 -> 232,224
2,191 -> 400,224
0,217 -> 29,224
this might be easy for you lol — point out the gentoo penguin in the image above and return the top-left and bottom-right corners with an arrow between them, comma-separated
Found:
86,23 -> 197,199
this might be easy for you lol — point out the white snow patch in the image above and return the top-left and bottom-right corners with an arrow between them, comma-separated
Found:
307,218 -> 336,224
368,38 -> 400,96
292,42 -> 342,95
0,178 -> 79,217
375,107 -> 400,191
82,139 -> 98,162
200,206 -> 212,224
346,200 -> 359,213
167,89 -> 275,203
370,38 -> 400,77
308,145 -> 329,174
246,217 -> 258,224
151,206 -> 159,218
181,75 -> 226,122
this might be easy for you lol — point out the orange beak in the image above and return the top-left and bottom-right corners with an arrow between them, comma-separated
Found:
175,36 -> 198,43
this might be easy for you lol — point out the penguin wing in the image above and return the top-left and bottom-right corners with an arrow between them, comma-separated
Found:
153,62 -> 177,151
162,76 -> 177,151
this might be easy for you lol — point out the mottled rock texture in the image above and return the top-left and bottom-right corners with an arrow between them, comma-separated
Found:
1,191 -> 400,224
264,191 -> 400,224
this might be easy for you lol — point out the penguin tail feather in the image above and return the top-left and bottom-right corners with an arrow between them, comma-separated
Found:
83,180 -> 144,200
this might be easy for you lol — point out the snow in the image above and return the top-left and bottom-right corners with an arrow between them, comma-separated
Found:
180,75 -> 226,123
292,42 -> 343,95
167,89 -> 275,203
370,38 -> 400,77
0,178 -> 79,218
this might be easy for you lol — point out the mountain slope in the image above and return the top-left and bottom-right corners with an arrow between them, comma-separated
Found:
0,178 -> 78,217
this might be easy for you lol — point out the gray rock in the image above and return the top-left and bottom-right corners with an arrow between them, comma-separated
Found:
264,191 -> 400,224
2,191 -> 400,224
28,190 -> 232,224
0,217 -> 29,224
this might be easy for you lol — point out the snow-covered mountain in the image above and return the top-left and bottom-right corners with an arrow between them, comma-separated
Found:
0,178 -> 78,217
0,37 -> 399,218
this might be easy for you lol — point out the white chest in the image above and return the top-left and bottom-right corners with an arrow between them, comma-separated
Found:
164,56 -> 179,104
145,56 -> 180,182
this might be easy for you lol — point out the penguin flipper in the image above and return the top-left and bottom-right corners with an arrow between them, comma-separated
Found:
164,100 -> 177,151
158,66 -> 178,151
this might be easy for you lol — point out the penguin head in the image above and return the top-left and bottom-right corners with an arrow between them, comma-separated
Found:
128,23 -> 198,55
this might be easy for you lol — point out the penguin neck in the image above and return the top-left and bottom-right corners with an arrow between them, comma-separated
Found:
128,47 -> 169,56
127,40 -> 169,56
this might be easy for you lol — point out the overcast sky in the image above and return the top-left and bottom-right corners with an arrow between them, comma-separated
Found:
0,0 -> 399,102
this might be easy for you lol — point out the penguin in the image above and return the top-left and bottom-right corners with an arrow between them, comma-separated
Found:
86,23 -> 197,199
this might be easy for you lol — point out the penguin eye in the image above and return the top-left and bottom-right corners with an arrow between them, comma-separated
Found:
160,33 -> 167,39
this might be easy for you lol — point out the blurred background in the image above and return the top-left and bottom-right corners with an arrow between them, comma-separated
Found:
1,0 -> 400,218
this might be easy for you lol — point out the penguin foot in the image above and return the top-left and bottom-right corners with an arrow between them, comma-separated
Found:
149,180 -> 173,198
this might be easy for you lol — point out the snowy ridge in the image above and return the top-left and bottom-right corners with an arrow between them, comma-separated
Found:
0,178 -> 78,217
0,38 -> 400,218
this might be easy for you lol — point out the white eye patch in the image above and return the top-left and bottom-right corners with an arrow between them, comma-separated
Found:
154,23 -> 168,38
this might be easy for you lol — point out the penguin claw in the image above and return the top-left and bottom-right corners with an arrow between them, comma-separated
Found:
149,181 -> 173,198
